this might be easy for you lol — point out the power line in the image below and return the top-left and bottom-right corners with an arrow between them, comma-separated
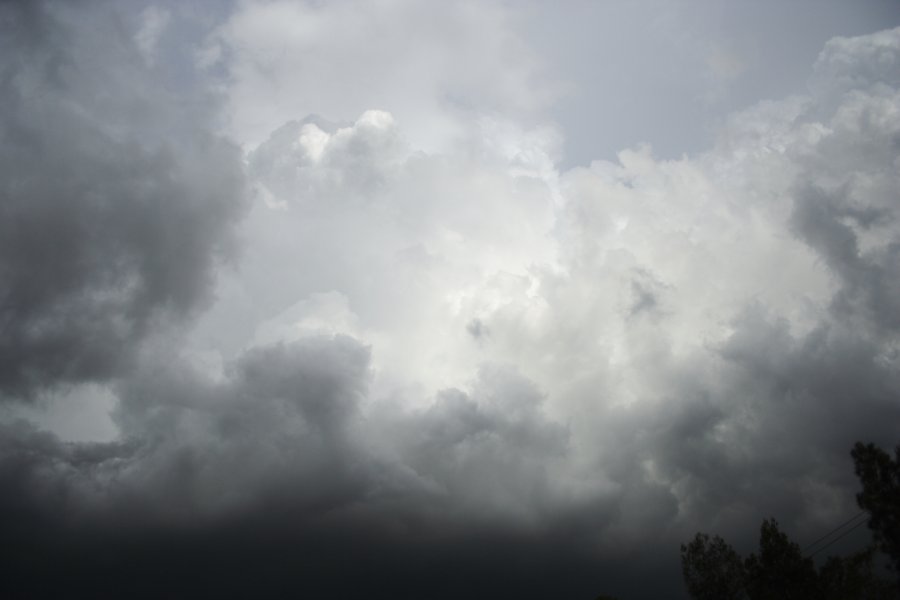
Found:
801,511 -> 868,555
726,513 -> 872,598
807,517 -> 869,559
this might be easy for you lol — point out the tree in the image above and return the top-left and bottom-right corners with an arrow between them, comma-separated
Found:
681,519 -> 896,598
742,519 -> 818,599
680,532 -> 746,600
852,442 -> 900,577
680,441 -> 900,599
818,546 -> 896,600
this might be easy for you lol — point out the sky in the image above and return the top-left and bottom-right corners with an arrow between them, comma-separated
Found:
1,1 -> 900,598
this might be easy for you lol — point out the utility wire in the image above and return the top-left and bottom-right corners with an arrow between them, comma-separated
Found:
801,511 -> 868,555
728,513 -> 872,599
806,518 -> 869,559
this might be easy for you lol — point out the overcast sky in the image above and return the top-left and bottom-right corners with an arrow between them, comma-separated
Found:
2,1 -> 900,598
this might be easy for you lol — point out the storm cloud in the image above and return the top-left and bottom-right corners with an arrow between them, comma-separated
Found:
1,2 -> 900,599
0,1 -> 245,399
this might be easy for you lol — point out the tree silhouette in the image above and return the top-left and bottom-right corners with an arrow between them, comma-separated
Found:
819,546 -> 895,600
852,442 -> 900,579
681,519 -> 894,599
742,519 -> 818,599
680,442 -> 900,599
680,532 -> 746,600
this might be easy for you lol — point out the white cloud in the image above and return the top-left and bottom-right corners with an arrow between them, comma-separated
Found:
127,27 -> 899,555
202,0 -> 559,152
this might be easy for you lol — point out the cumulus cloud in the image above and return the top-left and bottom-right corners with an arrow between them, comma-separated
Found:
1,335 -> 611,598
200,0 -> 559,151
0,2 -> 246,400
542,27 -> 900,542
2,5 -> 899,597
532,28 -> 900,537
208,22 -> 900,565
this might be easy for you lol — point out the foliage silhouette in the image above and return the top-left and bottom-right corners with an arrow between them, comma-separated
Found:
682,519 -> 894,599
680,442 -> 900,599
853,442 -> 900,579
681,532 -> 745,600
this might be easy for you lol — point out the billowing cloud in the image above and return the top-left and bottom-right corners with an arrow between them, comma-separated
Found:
1,335 -> 611,598
0,2 -> 246,400
1,3 -> 899,598
201,0 -> 559,151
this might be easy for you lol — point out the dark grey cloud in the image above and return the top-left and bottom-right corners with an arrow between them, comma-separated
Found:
0,1 -> 245,400
792,186 -> 900,333
648,310 -> 900,531
0,336 -> 661,599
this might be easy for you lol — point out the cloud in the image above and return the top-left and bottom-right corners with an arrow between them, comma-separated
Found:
0,2 -> 246,400
0,335 -> 622,598
135,5 -> 171,64
534,28 -> 900,542
201,0 -> 560,151
1,6 -> 899,597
